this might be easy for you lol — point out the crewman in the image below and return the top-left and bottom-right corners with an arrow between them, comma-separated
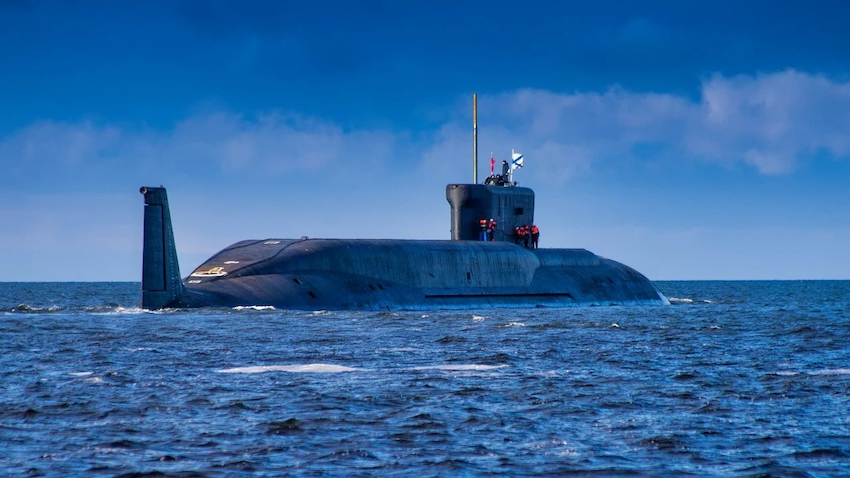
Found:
479,218 -> 489,241
487,219 -> 497,241
501,160 -> 510,183
518,225 -> 530,248
531,224 -> 539,248
513,226 -> 521,244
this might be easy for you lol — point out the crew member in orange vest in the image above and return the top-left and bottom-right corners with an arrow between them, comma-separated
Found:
479,218 -> 489,241
487,219 -> 497,241
518,225 -> 530,248
513,226 -> 521,244
531,224 -> 539,248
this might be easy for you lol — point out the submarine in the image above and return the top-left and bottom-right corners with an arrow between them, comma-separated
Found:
140,96 -> 668,311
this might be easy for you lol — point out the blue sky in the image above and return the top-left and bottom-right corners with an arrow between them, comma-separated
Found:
2,0 -> 849,281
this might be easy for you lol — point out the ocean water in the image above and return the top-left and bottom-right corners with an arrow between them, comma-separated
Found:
1,281 -> 849,477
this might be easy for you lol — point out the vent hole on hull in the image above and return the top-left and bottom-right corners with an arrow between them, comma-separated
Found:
308,291 -> 317,299
466,272 -> 471,281
377,284 -> 384,290
369,284 -> 376,291
293,278 -> 303,285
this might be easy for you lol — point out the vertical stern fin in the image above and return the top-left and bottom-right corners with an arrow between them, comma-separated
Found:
140,186 -> 184,309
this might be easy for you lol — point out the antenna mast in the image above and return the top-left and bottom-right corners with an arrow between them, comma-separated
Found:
473,93 -> 478,184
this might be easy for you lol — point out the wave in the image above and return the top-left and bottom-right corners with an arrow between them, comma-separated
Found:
767,369 -> 850,376
8,304 -> 65,313
809,369 -> 850,376
232,305 -> 276,311
668,297 -> 714,305
217,363 -> 509,374
5,303 -> 178,315
86,306 -> 175,315
218,363 -> 366,374
410,364 -> 507,371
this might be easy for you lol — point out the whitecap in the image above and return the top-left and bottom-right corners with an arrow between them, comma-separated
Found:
112,306 -> 146,314
84,377 -> 104,383
69,371 -> 94,377
472,315 -> 488,322
668,297 -> 694,304
502,322 -> 525,327
218,363 -> 365,374
232,306 -> 276,311
410,364 -> 507,371
377,347 -> 416,352
809,369 -> 850,376
770,371 -> 799,376
533,370 -> 568,376
95,306 -> 164,315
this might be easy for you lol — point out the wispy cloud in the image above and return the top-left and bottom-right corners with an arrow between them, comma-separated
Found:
693,70 -> 850,174
0,112 -> 398,188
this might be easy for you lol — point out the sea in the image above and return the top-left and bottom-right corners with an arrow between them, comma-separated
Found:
1,281 -> 849,477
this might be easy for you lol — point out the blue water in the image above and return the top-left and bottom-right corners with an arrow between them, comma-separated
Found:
1,281 -> 849,477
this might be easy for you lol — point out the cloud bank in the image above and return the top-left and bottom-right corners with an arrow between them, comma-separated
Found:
467,69 -> 850,178
0,112 -> 398,189
2,70 -> 849,186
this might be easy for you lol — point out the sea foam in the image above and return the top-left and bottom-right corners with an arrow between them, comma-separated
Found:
218,364 -> 365,374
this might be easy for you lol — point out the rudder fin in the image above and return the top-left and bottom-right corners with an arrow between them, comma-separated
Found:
140,186 -> 184,309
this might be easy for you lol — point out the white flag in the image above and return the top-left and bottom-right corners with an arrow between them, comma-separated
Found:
511,151 -> 524,170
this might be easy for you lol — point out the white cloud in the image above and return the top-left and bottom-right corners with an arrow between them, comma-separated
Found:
3,70 -> 849,185
166,112 -> 395,175
690,70 -> 850,174
423,70 -> 850,179
0,111 -> 398,184
0,121 -> 124,175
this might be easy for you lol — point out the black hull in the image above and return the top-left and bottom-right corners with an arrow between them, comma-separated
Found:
175,239 -> 668,310
140,186 -> 668,311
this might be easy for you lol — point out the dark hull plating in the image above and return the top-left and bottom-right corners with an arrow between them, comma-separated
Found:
178,239 -> 668,310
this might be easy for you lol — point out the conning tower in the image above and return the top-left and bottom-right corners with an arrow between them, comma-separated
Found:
447,92 -> 535,242
446,184 -> 534,241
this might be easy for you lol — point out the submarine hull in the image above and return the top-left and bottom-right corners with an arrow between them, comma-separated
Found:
174,239 -> 668,310
140,186 -> 668,310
